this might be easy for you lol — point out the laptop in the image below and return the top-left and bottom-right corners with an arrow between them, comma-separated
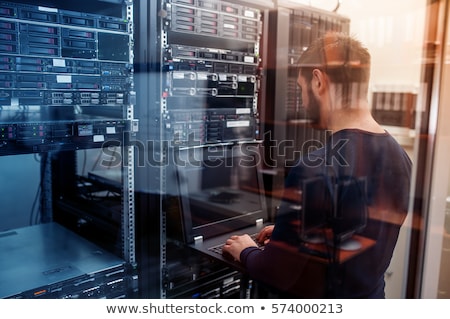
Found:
172,143 -> 270,269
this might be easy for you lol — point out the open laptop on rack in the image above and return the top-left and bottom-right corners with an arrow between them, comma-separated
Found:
173,143 -> 270,270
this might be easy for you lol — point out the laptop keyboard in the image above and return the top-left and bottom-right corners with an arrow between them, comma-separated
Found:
208,233 -> 265,255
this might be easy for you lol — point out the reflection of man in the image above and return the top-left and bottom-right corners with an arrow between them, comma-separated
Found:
222,32 -> 412,298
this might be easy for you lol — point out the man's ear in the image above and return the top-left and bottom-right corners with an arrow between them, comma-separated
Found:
312,69 -> 327,95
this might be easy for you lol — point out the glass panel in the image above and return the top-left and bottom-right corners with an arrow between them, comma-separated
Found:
436,2 -> 450,299
4,0 -> 447,301
148,0 -> 437,299
423,1 -> 450,298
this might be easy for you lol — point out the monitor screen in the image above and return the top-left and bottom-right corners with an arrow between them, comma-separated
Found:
300,176 -> 332,244
176,144 -> 267,243
331,177 -> 368,250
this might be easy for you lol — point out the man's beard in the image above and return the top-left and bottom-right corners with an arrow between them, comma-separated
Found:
306,88 -> 322,128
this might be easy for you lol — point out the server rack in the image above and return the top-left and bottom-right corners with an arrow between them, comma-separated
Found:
134,0 -> 273,298
0,0 -> 137,298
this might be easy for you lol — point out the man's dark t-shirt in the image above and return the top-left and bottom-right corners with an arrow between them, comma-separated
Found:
240,129 -> 412,298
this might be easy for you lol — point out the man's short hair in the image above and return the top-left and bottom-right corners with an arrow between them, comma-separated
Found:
298,32 -> 371,85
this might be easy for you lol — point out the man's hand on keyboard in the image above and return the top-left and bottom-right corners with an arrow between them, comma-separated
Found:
222,234 -> 258,262
255,225 -> 274,245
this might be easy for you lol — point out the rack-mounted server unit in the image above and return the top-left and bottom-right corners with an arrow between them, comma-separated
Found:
161,0 -> 264,147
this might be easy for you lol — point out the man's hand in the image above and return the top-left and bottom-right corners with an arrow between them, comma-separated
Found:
222,234 -> 257,262
256,225 -> 274,245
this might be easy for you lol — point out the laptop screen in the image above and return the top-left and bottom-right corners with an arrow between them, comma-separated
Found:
333,177 -> 368,242
300,176 -> 332,243
175,144 -> 267,243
